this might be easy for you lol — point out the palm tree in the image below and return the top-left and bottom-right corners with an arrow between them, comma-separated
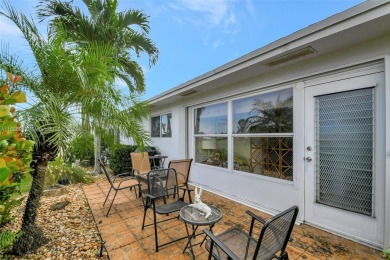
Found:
39,0 -> 159,174
0,0 -> 153,254
248,95 -> 293,133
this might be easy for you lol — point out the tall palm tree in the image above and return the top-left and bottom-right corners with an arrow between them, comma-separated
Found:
0,0 -> 153,254
39,0 -> 159,174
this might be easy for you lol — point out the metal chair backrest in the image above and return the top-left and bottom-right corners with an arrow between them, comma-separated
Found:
255,206 -> 299,259
168,159 -> 193,186
131,152 -> 151,175
146,168 -> 179,199
98,159 -> 114,187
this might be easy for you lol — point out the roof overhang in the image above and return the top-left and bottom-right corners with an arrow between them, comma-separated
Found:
148,0 -> 390,108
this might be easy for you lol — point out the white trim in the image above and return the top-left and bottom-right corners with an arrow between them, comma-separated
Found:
384,55 -> 390,250
305,221 -> 383,250
182,57 -> 386,109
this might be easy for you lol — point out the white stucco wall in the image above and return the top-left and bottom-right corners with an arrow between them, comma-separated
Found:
131,31 -> 390,248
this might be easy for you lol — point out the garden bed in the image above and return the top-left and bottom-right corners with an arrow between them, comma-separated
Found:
2,183 -> 108,259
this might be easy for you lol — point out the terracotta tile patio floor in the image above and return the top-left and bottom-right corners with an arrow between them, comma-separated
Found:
82,181 -> 383,260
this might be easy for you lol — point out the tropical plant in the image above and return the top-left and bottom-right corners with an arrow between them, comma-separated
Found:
0,0 -> 157,254
0,72 -> 33,256
248,95 -> 293,133
383,248 -> 390,260
39,0 -> 159,174
0,73 -> 34,224
0,2 -> 86,254
67,129 -> 94,165
45,157 -> 93,186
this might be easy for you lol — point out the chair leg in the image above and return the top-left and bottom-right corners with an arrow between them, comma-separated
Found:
279,251 -> 289,260
186,184 -> 192,203
103,187 -> 113,207
142,199 -> 149,230
152,199 -> 159,252
208,240 -> 214,260
106,190 -> 117,217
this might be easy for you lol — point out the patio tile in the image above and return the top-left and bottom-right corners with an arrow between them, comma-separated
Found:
124,215 -> 144,229
83,182 -> 384,260
104,230 -> 137,251
138,232 -> 174,255
99,220 -> 130,238
117,208 -> 143,220
109,241 -> 149,260
95,213 -> 122,227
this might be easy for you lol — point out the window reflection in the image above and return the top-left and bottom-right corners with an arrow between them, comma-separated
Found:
151,113 -> 172,138
195,103 -> 227,134
161,114 -> 172,137
233,89 -> 293,134
151,116 -> 160,137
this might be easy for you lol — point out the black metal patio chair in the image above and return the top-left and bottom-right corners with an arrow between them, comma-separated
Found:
203,205 -> 299,260
98,159 -> 141,217
140,168 -> 190,252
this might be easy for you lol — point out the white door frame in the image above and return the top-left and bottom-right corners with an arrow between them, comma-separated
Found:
303,69 -> 385,249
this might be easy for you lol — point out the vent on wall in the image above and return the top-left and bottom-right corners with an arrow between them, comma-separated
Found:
179,90 -> 197,96
263,46 -> 316,67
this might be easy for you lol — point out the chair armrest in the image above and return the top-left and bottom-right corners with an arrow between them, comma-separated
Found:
203,229 -> 240,260
246,210 -> 266,224
178,186 -> 193,192
117,177 -> 139,189
144,193 -> 156,200
112,174 -> 136,182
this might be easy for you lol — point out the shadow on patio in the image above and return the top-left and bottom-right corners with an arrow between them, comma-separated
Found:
83,181 -> 383,260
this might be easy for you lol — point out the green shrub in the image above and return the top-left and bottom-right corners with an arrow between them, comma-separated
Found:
46,157 -> 94,186
109,145 -> 159,175
0,73 -> 33,228
0,230 -> 22,257
67,132 -> 94,165
109,145 -> 137,175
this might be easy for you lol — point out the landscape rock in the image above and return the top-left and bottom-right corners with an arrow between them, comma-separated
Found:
3,184 -> 108,259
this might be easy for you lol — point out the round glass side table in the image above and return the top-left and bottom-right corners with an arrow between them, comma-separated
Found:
179,204 -> 222,259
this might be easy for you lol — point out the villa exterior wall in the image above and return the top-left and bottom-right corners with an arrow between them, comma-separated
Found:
139,33 -> 390,249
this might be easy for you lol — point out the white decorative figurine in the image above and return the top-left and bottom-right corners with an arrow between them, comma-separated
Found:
189,187 -> 212,219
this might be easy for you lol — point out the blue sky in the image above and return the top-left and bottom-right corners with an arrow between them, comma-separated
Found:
0,0 -> 364,100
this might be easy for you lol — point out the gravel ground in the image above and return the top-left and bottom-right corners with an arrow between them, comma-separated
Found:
2,183 -> 108,260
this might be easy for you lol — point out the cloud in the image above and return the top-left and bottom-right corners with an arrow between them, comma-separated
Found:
174,0 -> 238,28
0,17 -> 22,37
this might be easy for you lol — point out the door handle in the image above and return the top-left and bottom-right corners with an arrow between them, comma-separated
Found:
305,157 -> 312,162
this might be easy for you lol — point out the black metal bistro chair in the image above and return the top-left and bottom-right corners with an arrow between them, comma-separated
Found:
203,205 -> 299,260
140,168 -> 190,252
98,159 -> 141,217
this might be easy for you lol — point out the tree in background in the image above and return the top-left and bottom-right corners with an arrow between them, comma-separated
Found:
40,0 -> 159,174
0,0 -> 157,254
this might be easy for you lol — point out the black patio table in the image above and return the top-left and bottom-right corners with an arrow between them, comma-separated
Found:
179,204 -> 222,259
149,155 -> 168,168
